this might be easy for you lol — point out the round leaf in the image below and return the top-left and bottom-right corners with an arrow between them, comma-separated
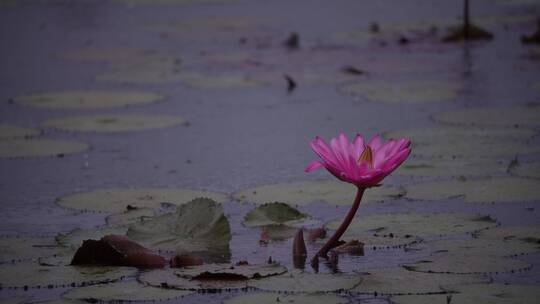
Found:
234,181 -> 402,206
405,177 -> 540,203
56,188 -> 229,213
15,90 -> 163,109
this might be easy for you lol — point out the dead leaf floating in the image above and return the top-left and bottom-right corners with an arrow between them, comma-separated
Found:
71,234 -> 166,268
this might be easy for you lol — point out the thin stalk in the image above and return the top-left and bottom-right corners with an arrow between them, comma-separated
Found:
311,187 -> 365,264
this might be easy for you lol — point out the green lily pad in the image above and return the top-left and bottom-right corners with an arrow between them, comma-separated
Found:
385,126 -> 537,144
243,202 -> 309,228
385,125 -> 539,159
0,237 -> 62,263
223,293 -> 349,304
56,187 -> 229,213
61,47 -> 162,64
0,124 -> 40,139
352,266 -> 488,295
248,271 -> 362,293
0,138 -> 89,158
175,263 -> 287,280
394,158 -> 506,177
405,177 -> 540,203
327,213 -> 497,239
0,262 -> 137,288
391,283 -> 540,304
105,207 -> 156,226
62,281 -> 193,302
127,198 -> 231,253
180,73 -> 271,90
433,106 -> 540,127
340,81 -> 459,104
403,253 -> 531,274
95,57 -> 184,84
510,161 -> 540,179
390,294 -> 452,304
445,283 -> 540,303
234,181 -> 403,206
139,268 -> 248,290
15,90 -> 163,109
262,224 -> 297,241
394,283 -> 540,304
412,238 -> 540,257
474,225 -> 540,243
56,226 -> 127,250
43,114 -> 185,133
318,233 -> 418,249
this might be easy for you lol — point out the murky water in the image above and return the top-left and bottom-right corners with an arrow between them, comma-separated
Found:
0,0 -> 539,302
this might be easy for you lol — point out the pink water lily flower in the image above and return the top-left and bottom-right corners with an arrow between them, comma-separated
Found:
304,132 -> 410,266
305,133 -> 411,188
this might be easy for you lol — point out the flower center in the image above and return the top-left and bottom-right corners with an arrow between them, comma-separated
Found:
358,146 -> 373,168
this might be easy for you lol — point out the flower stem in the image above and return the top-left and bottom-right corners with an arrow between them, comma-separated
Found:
311,187 -> 365,263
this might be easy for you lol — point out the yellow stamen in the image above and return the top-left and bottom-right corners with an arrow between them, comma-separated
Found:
358,146 -> 373,167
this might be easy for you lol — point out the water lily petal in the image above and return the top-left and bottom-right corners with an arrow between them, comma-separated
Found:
368,134 -> 383,150
305,160 -> 324,172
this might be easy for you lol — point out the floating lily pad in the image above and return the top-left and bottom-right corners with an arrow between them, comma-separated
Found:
234,181 -> 402,206
390,294 -> 452,304
180,73 -> 271,90
433,106 -> 540,127
0,124 -> 40,139
243,202 -> 309,228
352,266 -> 488,295
385,126 -> 537,144
127,198 -> 231,253
43,114 -> 185,133
223,293 -> 349,304
139,268 -> 248,290
56,188 -> 229,213
394,158 -> 506,177
175,263 -> 287,280
262,225 -> 297,241
327,213 -> 497,239
105,208 -> 156,226
403,253 -> 530,274
0,236 -> 62,263
61,47 -> 161,64
405,177 -> 540,203
385,125 -> 539,158
0,138 -> 89,158
322,234 -> 418,249
394,283 -> 540,304
413,238 -> 540,257
474,225 -> 540,243
96,57 -> 184,84
510,161 -> 540,179
0,262 -> 136,288
340,81 -> 459,103
62,281 -> 192,301
444,283 -> 540,303
248,271 -> 362,293
56,226 -> 127,250
15,90 -> 163,109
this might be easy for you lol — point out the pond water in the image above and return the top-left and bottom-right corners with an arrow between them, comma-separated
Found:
0,0 -> 539,303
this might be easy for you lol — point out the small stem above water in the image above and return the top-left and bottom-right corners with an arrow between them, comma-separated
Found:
311,187 -> 365,265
